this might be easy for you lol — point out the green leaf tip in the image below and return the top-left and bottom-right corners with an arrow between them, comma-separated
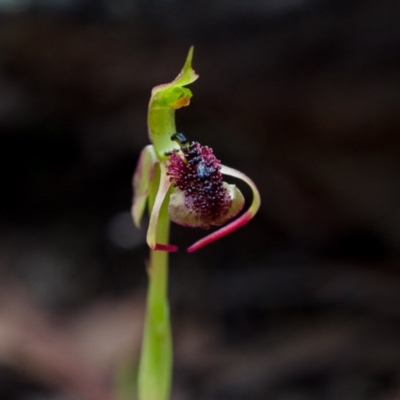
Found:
174,45 -> 197,88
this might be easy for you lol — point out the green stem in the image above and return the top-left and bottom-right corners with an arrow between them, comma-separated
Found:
138,166 -> 173,400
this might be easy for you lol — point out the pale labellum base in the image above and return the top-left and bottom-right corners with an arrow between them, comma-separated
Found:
168,182 -> 244,229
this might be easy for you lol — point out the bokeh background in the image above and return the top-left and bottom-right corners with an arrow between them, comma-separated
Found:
1,0 -> 400,399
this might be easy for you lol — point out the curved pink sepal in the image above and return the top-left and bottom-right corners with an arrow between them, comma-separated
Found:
187,165 -> 261,253
147,163 -> 179,252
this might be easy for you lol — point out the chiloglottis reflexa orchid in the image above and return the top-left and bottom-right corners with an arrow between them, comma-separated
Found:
131,47 -> 260,253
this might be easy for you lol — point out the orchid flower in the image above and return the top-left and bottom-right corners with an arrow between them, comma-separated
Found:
132,47 -> 260,253
128,47 -> 260,400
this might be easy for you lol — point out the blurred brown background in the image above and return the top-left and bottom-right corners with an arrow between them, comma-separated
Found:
0,0 -> 400,399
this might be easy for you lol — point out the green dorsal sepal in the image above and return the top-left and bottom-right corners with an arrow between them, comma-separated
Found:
148,47 -> 198,159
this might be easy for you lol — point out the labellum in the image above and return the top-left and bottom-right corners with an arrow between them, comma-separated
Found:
167,139 -> 244,229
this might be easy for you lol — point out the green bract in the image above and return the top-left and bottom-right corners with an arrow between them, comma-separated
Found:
148,46 -> 198,159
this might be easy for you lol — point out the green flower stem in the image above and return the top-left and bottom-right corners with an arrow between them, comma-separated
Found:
138,165 -> 173,400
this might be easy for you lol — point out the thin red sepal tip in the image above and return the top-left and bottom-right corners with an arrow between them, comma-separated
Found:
154,243 -> 179,252
187,211 -> 252,253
